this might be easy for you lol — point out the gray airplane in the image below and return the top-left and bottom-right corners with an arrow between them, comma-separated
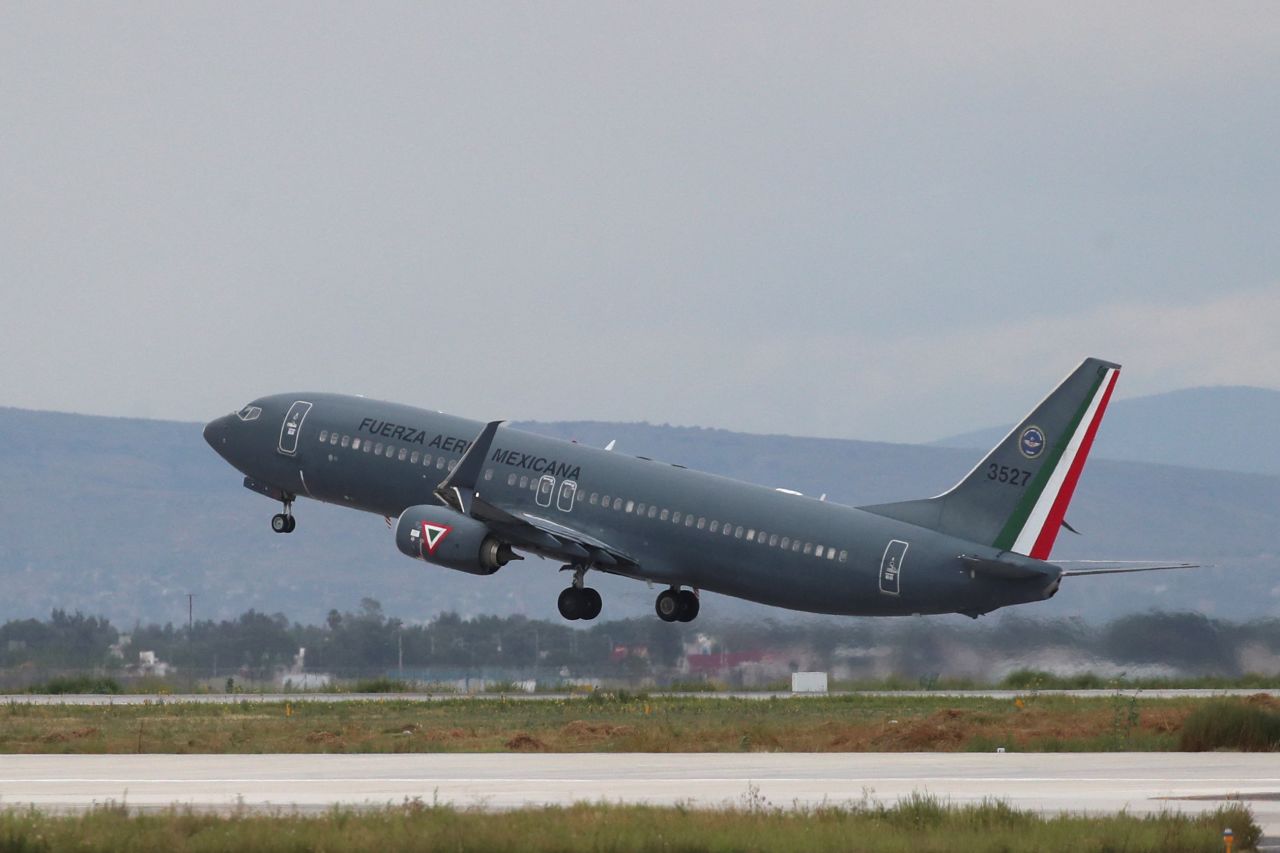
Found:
203,358 -> 1188,622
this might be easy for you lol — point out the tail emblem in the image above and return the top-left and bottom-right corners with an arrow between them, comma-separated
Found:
1018,426 -> 1046,459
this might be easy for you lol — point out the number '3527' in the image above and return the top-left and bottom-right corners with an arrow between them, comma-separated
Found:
987,463 -> 1032,486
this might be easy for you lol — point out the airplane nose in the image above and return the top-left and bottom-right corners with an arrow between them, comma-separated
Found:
203,414 -> 231,451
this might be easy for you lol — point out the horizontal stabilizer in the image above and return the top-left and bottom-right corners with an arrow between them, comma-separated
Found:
1059,561 -> 1201,577
959,554 -> 1053,580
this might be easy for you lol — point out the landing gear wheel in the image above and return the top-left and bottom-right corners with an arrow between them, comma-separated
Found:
271,513 -> 291,534
676,589 -> 699,622
581,588 -> 602,621
557,587 -> 584,621
655,589 -> 681,622
285,516 -> 296,533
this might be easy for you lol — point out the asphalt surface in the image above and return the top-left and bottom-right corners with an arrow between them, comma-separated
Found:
4,688 -> 1279,705
0,752 -> 1275,836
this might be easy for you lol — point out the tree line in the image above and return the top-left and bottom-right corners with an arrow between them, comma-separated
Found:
1,602 -> 1278,682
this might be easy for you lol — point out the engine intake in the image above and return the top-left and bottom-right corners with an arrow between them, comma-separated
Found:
394,504 -> 516,575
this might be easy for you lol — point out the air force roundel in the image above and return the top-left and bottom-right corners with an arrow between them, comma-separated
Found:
420,521 -> 452,555
1018,425 -> 1046,460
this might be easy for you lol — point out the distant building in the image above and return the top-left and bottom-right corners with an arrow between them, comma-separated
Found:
132,650 -> 171,677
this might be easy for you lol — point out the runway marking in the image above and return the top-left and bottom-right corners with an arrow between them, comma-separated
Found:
4,777 -> 1280,785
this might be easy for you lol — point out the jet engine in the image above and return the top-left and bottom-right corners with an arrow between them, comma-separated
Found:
394,505 -> 517,575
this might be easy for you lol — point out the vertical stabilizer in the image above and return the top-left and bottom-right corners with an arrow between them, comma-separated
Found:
861,358 -> 1120,559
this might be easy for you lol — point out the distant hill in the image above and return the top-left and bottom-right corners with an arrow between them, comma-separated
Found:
935,386 -> 1280,476
0,404 -> 1277,627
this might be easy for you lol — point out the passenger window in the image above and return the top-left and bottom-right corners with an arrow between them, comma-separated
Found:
769,534 -> 778,547
804,543 -> 813,555
330,433 -> 339,445
672,511 -> 681,524
792,540 -> 801,552
659,509 -> 669,521
815,545 -> 824,558
508,474 -> 518,486
636,502 -> 645,515
613,498 -> 623,510
625,500 -> 634,513
540,478 -> 552,495
374,442 -> 384,454
483,469 -> 493,481
398,448 -> 408,461
685,515 -> 694,527
780,537 -> 789,549
352,438 -> 361,450
734,526 -> 744,539
648,506 -> 658,519
601,494 -> 609,506
520,476 -> 530,488
589,493 -> 598,504
341,435 -> 351,448
448,460 -> 456,471
437,458 -> 446,469
828,549 -> 837,560
386,445 -> 396,457
746,529 -> 755,541
319,430 -> 329,443
410,451 -> 420,463
363,442 -> 372,453
839,550 -> 848,562
708,520 -> 718,533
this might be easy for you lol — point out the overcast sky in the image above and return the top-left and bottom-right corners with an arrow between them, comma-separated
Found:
2,3 -> 1277,442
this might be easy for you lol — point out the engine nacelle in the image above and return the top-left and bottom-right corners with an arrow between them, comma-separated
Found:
394,504 -> 516,576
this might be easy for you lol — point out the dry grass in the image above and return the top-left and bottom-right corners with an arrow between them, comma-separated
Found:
0,692 -> 1241,754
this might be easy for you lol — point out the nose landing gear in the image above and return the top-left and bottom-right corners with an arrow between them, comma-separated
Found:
557,565 -> 602,621
655,587 -> 699,622
271,500 -> 296,534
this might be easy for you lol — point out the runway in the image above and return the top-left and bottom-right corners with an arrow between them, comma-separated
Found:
6,688 -> 1279,705
0,753 -> 1276,835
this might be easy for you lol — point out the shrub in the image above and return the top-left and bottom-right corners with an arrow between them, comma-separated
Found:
31,675 -> 121,694
349,677 -> 412,693
1179,699 -> 1280,751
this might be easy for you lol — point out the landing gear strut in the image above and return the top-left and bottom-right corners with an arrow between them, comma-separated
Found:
271,500 -> 296,534
557,565 -> 602,621
655,587 -> 699,623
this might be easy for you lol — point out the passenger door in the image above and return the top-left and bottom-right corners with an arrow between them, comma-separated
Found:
278,401 -> 312,457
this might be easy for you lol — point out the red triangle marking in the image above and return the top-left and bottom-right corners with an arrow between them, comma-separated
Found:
421,522 -> 452,555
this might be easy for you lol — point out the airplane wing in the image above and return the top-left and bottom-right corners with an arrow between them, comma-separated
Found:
434,420 -> 638,570
1057,561 -> 1201,577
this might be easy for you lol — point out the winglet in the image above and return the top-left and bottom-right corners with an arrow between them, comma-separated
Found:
436,420 -> 503,516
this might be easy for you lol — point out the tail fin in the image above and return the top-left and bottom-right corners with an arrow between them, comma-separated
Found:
862,358 -> 1120,560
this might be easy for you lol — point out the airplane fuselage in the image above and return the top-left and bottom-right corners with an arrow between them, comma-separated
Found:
204,392 -> 1059,618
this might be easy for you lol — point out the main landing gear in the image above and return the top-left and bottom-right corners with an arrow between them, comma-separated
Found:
270,500 -> 296,534
655,587 -> 699,623
557,565 -> 602,621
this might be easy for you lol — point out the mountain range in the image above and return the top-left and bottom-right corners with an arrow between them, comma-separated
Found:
0,386 -> 1276,627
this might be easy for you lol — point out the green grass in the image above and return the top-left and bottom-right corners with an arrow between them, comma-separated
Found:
1180,699 -> 1280,751
0,798 -> 1257,852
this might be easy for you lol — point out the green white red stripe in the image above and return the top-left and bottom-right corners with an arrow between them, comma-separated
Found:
1003,367 -> 1120,560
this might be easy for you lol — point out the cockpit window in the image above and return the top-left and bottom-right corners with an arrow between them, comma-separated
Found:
236,405 -> 262,422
